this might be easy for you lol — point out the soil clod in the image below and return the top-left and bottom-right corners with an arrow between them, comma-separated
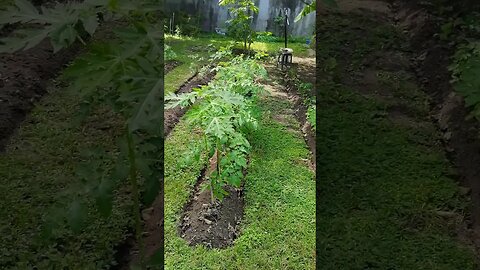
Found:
178,172 -> 244,249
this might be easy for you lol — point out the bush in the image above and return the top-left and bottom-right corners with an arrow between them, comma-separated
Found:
165,11 -> 201,37
256,31 -> 307,44
165,45 -> 177,61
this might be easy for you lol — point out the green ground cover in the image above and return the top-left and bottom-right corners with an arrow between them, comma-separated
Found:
0,29 -> 310,268
164,76 -> 315,269
164,34 -> 311,95
0,83 -> 131,268
316,10 -> 476,270
317,83 -> 476,269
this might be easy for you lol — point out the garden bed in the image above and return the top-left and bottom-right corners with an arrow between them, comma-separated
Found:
316,1 -> 477,268
0,40 -> 80,150
393,1 -> 480,249
164,56 -> 315,269
178,167 -> 245,248
164,71 -> 216,136
165,60 -> 182,74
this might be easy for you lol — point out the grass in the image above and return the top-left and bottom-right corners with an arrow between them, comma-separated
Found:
0,83 -> 132,268
317,83 -> 476,269
316,10 -> 476,270
0,0 -> 11,8
164,86 -> 315,269
164,34 -> 312,95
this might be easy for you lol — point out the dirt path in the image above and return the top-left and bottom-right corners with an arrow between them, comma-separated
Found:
262,62 -> 315,169
284,56 -> 316,167
317,0 -> 479,267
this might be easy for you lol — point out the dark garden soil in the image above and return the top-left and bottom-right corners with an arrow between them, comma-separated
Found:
114,188 -> 164,270
0,24 -> 16,37
392,0 -> 480,253
0,40 -> 80,151
282,58 -> 316,167
164,72 -> 216,137
164,60 -> 181,74
178,169 -> 244,248
261,59 -> 316,168
320,0 -> 480,259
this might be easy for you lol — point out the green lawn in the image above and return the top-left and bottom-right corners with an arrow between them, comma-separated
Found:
0,82 -> 131,268
164,34 -> 311,95
317,82 -> 476,269
0,0 -> 11,8
164,79 -> 315,269
316,11 -> 476,269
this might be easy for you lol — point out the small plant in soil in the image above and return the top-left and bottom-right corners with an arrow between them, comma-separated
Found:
198,44 -> 234,76
166,56 -> 266,203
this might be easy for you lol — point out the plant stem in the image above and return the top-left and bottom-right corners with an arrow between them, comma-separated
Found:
215,139 -> 222,203
205,135 -> 215,204
127,130 -> 146,269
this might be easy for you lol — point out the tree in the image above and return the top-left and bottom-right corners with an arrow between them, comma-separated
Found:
295,0 -> 337,22
219,0 -> 258,50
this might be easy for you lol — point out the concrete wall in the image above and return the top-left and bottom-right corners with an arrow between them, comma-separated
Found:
165,0 -> 316,37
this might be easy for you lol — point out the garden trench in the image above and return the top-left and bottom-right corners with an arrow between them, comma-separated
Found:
282,57 -> 316,168
392,0 -> 480,254
0,17 -> 147,152
0,38 -> 81,151
178,166 -> 246,248
317,0 -> 480,267
0,16 -> 173,269
164,71 -> 216,137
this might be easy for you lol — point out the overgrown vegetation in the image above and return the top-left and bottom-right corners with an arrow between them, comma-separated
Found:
316,8 -> 476,269
0,0 -> 164,267
318,82 -> 476,269
164,33 -> 311,96
448,11 -> 480,121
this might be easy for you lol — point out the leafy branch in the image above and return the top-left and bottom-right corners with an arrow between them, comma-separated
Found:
165,55 -> 266,203
0,0 -> 164,268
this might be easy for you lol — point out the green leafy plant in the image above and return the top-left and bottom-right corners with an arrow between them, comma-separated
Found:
165,56 -> 266,202
219,0 -> 258,51
298,82 -> 314,96
165,44 -> 177,61
0,0 -> 164,268
307,104 -> 316,131
168,11 -> 201,37
0,0 -> 102,52
188,53 -> 205,74
295,0 -> 337,22
256,31 -> 277,43
255,31 -> 307,44
449,41 -> 480,120
198,44 -> 234,76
